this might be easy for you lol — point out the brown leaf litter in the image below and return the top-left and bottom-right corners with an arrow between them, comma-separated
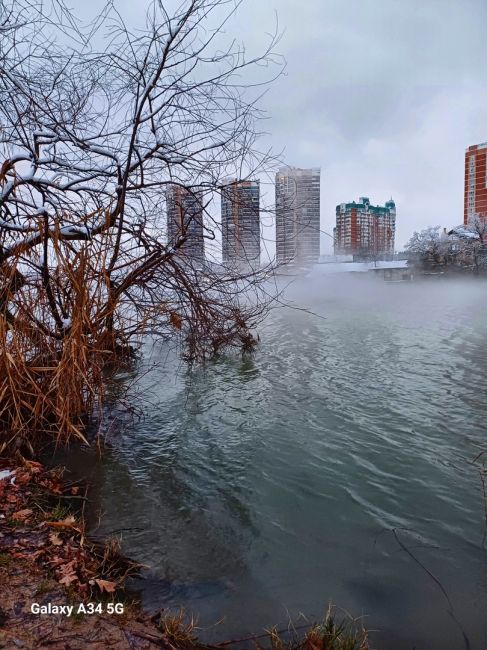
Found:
0,458 -> 176,649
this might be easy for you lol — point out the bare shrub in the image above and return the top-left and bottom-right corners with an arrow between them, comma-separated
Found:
0,0 -> 283,450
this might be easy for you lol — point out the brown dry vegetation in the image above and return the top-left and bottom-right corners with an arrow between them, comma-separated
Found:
154,606 -> 371,650
1,233 -> 119,453
0,459 -> 141,595
0,0 -> 280,454
0,223 -> 270,454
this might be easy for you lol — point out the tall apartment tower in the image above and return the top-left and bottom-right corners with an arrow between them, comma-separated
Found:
464,142 -> 487,225
334,197 -> 396,259
221,179 -> 260,268
275,167 -> 321,265
166,185 -> 205,262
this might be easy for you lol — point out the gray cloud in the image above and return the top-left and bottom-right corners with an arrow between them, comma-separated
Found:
74,0 -> 487,250
233,0 -> 487,251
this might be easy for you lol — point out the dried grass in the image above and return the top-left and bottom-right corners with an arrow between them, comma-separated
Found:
0,232 -> 131,454
0,214 -> 268,454
155,605 -> 371,650
158,609 -> 200,648
261,606 -> 370,650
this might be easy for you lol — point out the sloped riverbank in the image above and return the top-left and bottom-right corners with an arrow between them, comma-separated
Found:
0,458 -> 171,649
0,458 -> 371,650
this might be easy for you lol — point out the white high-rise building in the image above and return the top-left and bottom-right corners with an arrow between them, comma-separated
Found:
166,185 -> 205,262
275,167 -> 321,265
221,179 -> 260,269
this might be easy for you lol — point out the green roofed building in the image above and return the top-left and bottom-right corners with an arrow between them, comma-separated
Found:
334,197 -> 396,260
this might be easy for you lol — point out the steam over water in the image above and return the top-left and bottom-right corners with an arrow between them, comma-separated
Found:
71,276 -> 487,649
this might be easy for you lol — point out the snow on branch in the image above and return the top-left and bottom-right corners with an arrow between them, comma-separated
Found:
0,0 -> 282,369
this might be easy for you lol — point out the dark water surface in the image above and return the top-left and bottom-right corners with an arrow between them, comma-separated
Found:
65,277 -> 487,649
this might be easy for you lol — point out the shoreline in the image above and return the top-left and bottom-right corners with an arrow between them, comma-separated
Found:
0,457 -> 173,649
0,457 -> 371,650
0,456 -> 370,650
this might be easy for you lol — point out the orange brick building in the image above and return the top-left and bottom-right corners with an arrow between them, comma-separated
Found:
464,142 -> 487,225
334,197 -> 396,259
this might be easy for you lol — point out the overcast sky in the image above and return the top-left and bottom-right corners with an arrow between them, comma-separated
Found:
234,0 -> 487,252
81,0 -> 487,253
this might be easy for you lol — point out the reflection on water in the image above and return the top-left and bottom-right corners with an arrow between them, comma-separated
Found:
61,277 -> 487,649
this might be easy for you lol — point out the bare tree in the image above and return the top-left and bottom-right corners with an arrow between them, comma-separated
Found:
405,226 -> 447,269
442,221 -> 487,273
464,216 -> 487,274
466,215 -> 487,244
0,0 -> 283,449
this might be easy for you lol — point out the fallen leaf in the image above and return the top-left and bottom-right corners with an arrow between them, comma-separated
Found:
11,509 -> 33,521
40,479 -> 62,494
49,532 -> 63,546
59,572 -> 78,586
14,471 -> 32,486
24,460 -> 43,473
95,579 -> 117,593
11,552 -> 34,559
59,559 -> 76,572
58,560 -> 78,586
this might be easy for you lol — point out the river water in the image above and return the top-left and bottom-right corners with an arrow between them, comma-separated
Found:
66,275 -> 487,649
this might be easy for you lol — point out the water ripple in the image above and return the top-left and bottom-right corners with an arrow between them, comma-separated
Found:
78,278 -> 487,649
